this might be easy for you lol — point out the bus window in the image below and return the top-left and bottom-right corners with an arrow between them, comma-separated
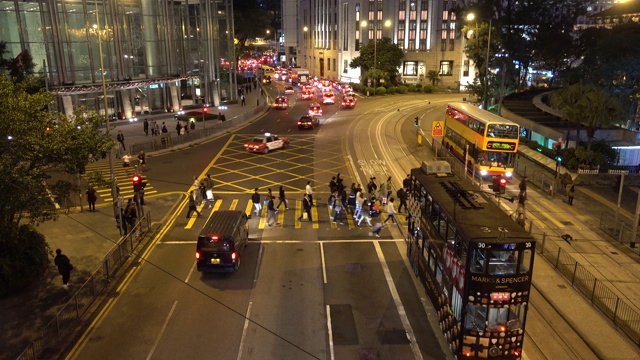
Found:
488,250 -> 518,275
519,249 -> 533,274
464,304 -> 487,331
487,124 -> 519,139
471,248 -> 486,273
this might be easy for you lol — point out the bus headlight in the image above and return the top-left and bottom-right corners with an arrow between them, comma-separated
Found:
505,171 -> 513,178
480,169 -> 488,176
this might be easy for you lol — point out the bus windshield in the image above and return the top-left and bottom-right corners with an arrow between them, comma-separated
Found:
487,124 -> 519,139
477,151 -> 515,168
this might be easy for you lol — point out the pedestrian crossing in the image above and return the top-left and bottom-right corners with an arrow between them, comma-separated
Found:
83,161 -> 157,203
184,197 -> 409,230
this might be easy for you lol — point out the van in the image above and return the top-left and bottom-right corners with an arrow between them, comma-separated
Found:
196,210 -> 249,273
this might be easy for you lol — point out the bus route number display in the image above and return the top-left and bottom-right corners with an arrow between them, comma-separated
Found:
486,141 -> 516,151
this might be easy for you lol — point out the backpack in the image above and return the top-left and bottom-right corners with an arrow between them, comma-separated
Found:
397,188 -> 405,199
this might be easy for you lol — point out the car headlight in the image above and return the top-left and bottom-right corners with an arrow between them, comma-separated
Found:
505,171 -> 513,178
480,169 -> 488,176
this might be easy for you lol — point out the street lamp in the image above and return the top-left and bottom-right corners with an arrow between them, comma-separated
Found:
466,12 -> 492,110
93,0 -> 122,235
360,19 -> 391,92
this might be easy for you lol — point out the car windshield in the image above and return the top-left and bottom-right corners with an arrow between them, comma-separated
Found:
251,137 -> 263,142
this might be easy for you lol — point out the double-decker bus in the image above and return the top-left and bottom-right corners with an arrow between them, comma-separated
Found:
407,161 -> 535,359
442,103 -> 520,179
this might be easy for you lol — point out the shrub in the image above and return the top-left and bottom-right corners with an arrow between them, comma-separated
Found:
423,85 -> 434,93
0,225 -> 51,297
397,85 -> 408,94
365,87 -> 376,96
415,86 -> 423,93
375,86 -> 387,95
387,86 -> 397,94
408,84 -> 417,92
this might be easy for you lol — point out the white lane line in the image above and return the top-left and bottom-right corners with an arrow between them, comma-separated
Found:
146,300 -> 178,360
326,304 -> 335,360
236,301 -> 253,360
320,242 -> 327,284
184,260 -> 196,283
373,241 -> 423,360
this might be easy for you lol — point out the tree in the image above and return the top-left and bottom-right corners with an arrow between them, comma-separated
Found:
581,88 -> 624,151
549,83 -> 623,151
427,70 -> 440,87
233,0 -> 273,59
0,76 -> 113,231
349,37 -> 404,86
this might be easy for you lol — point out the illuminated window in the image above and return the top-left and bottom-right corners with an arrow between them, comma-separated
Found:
440,60 -> 453,76
403,61 -> 417,76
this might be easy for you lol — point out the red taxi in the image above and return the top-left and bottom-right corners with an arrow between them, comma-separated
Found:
301,89 -> 314,100
243,133 -> 289,154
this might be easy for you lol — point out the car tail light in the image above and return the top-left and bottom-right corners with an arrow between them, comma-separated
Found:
297,121 -> 302,125
195,252 -> 201,259
231,252 -> 237,261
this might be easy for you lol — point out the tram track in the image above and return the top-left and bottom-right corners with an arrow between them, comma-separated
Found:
343,98 -> 604,360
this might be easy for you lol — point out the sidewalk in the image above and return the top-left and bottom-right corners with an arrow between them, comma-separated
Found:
1,83 -> 268,360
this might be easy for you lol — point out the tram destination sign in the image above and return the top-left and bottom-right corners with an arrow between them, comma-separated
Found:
486,141 -> 516,151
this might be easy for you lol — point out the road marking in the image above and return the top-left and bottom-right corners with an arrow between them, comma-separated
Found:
184,260 -> 196,283
326,304 -> 335,360
230,199 -> 238,210
184,198 -> 207,229
320,242 -> 327,284
67,195 -> 189,359
161,239 -> 402,245
373,241 -> 423,360
236,301 -> 253,360
146,300 -> 178,360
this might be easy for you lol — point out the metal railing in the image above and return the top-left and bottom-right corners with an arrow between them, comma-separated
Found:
599,211 -> 640,256
17,213 -> 153,360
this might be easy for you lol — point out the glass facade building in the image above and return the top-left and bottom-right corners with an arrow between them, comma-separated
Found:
0,0 -> 236,119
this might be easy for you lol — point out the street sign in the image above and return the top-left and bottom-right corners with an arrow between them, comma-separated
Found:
432,121 -> 443,137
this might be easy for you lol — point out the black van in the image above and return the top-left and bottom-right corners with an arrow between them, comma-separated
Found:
196,210 -> 249,273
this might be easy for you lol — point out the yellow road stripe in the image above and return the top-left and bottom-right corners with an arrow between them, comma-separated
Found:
230,199 -> 238,210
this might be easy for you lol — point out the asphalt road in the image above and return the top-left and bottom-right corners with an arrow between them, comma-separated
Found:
65,86 -> 463,360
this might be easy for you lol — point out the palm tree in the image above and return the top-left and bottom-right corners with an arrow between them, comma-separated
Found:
549,82 -> 593,149
581,88 -> 624,151
427,70 -> 440,87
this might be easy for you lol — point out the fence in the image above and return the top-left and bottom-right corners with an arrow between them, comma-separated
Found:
433,142 -> 640,347
17,213 -> 154,360
599,211 -> 640,256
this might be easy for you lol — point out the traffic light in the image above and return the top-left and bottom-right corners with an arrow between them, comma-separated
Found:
414,117 -> 419,127
132,174 -> 142,192
203,106 -> 208,113
493,177 -> 507,194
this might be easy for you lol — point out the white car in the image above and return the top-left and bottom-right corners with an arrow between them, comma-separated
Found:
284,86 -> 295,95
322,92 -> 335,105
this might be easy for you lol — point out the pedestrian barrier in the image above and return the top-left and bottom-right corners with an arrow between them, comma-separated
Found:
599,211 -> 640,256
16,213 -> 153,360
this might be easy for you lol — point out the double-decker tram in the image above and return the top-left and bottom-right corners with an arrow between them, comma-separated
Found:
442,103 -> 520,179
407,161 -> 535,359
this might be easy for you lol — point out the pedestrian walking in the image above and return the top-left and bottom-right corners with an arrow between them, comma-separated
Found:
332,195 -> 345,224
186,191 -> 201,218
176,121 -> 183,136
192,176 -> 202,203
138,150 -> 146,169
516,213 -> 526,228
519,176 -> 527,192
86,187 -> 98,212
143,118 -> 149,136
125,198 -> 137,229
567,185 -> 575,206
241,94 -> 246,106
115,142 -> 123,159
251,188 -> 262,216
328,176 -> 337,193
517,190 -> 526,215
151,120 -> 158,136
367,177 -> 378,195
298,193 -> 313,222
202,173 -> 215,206
357,200 -> 373,227
116,130 -> 126,150
385,176 -> 393,199
276,185 -> 288,209
397,187 -> 408,213
54,249 -> 73,289
161,122 -> 168,134
305,180 -> 314,206
370,221 -> 383,238
336,173 -> 344,192
384,197 -> 397,225
354,191 -> 365,219
266,193 -> 278,227
403,174 -> 412,190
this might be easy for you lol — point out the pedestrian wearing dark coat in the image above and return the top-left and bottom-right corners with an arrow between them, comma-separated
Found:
86,187 -> 98,212
54,249 -> 72,289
